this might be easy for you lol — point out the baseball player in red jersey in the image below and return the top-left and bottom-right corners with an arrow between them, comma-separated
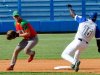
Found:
7,11 -> 38,70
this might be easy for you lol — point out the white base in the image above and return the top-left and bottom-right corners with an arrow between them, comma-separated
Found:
54,66 -> 71,70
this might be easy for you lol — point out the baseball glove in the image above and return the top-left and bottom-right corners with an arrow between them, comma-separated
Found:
67,4 -> 72,8
6,30 -> 19,40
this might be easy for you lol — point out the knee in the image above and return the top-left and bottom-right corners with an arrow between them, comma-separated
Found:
61,51 -> 70,59
24,49 -> 29,54
13,50 -> 20,56
14,49 -> 20,54
61,52 -> 65,59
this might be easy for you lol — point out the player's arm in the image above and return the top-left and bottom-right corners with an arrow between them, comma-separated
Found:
19,32 -> 29,37
18,23 -> 30,37
67,4 -> 86,23
17,30 -> 29,37
67,4 -> 76,18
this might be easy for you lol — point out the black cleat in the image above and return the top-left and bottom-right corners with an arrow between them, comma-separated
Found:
74,61 -> 80,72
71,64 -> 75,70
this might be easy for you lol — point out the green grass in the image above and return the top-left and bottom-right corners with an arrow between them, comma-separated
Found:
0,33 -> 99,60
0,72 -> 99,75
0,33 -> 100,75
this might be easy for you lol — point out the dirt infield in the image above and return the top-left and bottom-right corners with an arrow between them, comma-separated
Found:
0,59 -> 100,74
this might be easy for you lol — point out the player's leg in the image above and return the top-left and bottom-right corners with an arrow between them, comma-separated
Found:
61,39 -> 85,72
74,50 -> 80,61
70,50 -> 80,71
24,36 -> 38,62
7,39 -> 26,70
7,46 -> 23,70
73,41 -> 88,72
61,39 -> 79,65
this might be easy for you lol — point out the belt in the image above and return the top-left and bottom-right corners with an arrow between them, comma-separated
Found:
78,38 -> 88,44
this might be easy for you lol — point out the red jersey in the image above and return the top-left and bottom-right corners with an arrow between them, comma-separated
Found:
15,20 -> 37,39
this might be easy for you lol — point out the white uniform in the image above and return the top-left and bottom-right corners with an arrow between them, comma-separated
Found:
61,15 -> 96,65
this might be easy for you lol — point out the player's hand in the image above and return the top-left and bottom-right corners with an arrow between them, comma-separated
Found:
67,4 -> 72,8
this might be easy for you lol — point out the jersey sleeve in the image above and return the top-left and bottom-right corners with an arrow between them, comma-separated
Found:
21,20 -> 28,30
74,15 -> 86,23
95,25 -> 100,39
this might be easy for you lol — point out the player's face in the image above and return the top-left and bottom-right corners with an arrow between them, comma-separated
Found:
13,15 -> 22,22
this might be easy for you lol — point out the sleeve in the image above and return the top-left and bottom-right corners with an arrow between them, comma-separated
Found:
21,20 -> 28,30
74,15 -> 86,23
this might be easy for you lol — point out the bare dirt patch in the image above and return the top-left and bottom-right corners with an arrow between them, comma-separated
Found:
0,59 -> 100,74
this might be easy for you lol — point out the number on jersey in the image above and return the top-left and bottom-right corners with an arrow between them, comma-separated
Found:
83,25 -> 94,38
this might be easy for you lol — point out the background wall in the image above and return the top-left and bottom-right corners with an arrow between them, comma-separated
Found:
0,0 -> 100,33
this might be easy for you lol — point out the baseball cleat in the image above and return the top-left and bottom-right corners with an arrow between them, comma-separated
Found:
71,64 -> 75,70
74,61 -> 80,72
28,51 -> 35,62
6,65 -> 14,70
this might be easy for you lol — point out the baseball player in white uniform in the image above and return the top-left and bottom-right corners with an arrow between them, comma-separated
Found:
61,4 -> 97,72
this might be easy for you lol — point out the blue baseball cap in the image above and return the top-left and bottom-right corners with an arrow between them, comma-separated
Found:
89,12 -> 97,19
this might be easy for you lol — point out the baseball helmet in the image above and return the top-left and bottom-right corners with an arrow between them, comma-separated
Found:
89,12 -> 97,22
